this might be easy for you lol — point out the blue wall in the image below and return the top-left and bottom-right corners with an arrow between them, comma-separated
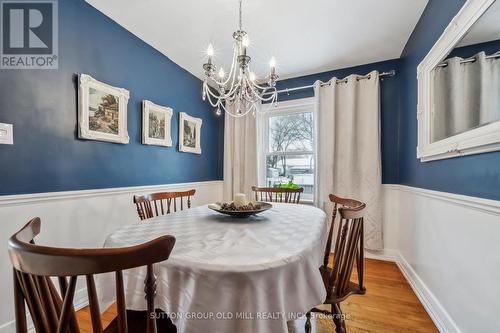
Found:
271,59 -> 402,184
399,0 -> 500,200
447,38 -> 500,59
0,0 -> 223,195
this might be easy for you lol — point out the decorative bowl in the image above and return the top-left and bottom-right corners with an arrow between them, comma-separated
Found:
208,201 -> 272,218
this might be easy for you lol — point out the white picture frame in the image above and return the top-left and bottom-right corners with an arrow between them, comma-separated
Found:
142,100 -> 173,147
179,112 -> 202,154
416,0 -> 499,162
78,74 -> 130,144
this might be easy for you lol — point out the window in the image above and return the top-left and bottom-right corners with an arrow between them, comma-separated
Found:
259,98 -> 315,201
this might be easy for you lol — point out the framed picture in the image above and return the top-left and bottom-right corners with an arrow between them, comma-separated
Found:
142,100 -> 173,147
179,112 -> 202,154
78,74 -> 130,144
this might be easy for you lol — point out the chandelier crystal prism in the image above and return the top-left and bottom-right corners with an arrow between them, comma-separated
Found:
202,0 -> 279,117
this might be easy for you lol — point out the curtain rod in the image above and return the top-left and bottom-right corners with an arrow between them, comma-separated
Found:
437,51 -> 500,68
264,70 -> 396,96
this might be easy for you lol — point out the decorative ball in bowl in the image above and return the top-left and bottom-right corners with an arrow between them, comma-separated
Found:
208,201 -> 272,218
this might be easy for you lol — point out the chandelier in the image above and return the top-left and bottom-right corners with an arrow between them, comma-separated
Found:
202,0 -> 279,117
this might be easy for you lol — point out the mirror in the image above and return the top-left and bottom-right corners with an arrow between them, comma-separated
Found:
431,0 -> 500,142
417,0 -> 500,161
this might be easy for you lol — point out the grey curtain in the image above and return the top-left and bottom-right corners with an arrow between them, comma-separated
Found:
223,103 -> 258,201
433,51 -> 500,141
314,71 -> 383,250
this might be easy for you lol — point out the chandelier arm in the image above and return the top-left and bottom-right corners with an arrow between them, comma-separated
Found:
204,83 -> 228,108
204,86 -> 222,108
205,81 -> 241,101
219,99 -> 249,118
248,81 -> 277,102
230,91 -> 253,117
205,85 -> 228,100
220,81 -> 241,99
210,44 -> 238,87
240,74 -> 276,103
209,51 -> 239,95
246,64 -> 274,91
253,84 -> 278,101
250,79 -> 274,91
259,90 -> 278,101
203,83 -> 218,107
250,83 -> 278,101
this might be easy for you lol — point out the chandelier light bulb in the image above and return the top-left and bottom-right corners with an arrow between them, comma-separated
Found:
249,72 -> 256,82
242,36 -> 250,48
269,56 -> 276,68
207,44 -> 214,57
218,67 -> 225,78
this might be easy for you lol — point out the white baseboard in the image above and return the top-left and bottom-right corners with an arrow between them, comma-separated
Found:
395,252 -> 461,333
365,248 -> 399,262
356,247 -> 460,333
364,245 -> 461,333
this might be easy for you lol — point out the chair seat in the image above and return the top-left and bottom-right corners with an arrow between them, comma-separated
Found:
105,309 -> 177,333
319,265 -> 366,304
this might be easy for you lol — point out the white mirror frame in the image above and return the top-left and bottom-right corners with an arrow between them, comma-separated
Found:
417,0 -> 499,162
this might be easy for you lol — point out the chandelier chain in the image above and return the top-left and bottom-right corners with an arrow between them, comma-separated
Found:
239,0 -> 242,31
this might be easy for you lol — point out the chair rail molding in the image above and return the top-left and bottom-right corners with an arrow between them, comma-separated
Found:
416,0 -> 499,162
0,180 -> 223,207
384,184 -> 500,215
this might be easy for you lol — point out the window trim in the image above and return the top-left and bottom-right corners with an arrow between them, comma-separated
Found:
257,97 -> 316,197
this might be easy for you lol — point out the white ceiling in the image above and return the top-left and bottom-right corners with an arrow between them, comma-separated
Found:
458,0 -> 500,47
86,0 -> 428,80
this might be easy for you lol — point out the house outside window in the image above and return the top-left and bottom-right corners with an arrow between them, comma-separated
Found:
258,98 -> 315,201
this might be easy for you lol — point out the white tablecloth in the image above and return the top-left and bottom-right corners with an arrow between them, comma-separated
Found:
103,203 -> 328,333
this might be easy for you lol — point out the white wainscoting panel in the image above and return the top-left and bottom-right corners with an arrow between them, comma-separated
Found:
384,184 -> 500,333
2,182 -> 498,333
0,180 -> 223,333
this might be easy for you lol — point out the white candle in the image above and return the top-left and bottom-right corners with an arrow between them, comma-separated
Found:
233,193 -> 247,208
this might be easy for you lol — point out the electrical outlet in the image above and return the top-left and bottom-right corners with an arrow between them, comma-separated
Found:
0,123 -> 13,145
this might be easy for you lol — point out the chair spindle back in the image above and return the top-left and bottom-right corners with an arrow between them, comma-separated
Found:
251,186 -> 303,204
134,189 -> 196,220
324,201 -> 366,301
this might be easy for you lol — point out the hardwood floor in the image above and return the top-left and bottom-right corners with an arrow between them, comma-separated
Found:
288,259 -> 438,333
76,259 -> 438,333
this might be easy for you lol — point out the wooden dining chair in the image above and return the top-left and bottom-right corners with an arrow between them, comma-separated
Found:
251,186 -> 304,204
305,198 -> 367,333
325,194 -> 366,292
8,217 -> 176,333
133,189 -> 196,220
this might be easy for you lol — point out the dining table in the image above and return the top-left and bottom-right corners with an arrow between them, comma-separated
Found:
101,202 -> 328,333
